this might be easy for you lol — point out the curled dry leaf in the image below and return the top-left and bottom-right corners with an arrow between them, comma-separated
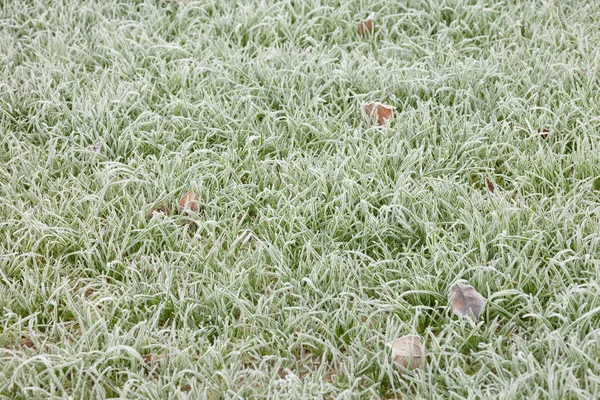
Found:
178,190 -> 200,214
485,177 -> 495,193
357,17 -> 374,36
21,337 -> 35,349
362,102 -> 394,126
448,282 -> 485,323
390,335 -> 428,370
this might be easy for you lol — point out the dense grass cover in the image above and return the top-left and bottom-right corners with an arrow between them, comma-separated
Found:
2,0 -> 600,398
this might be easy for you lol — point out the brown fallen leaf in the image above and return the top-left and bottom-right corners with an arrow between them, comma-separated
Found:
84,287 -> 94,299
538,129 -> 550,140
357,17 -> 374,36
143,353 -> 167,365
21,337 -> 35,349
178,190 -> 200,214
180,384 -> 191,392
485,177 -> 495,193
390,335 -> 428,370
362,102 -> 394,126
448,282 -> 485,323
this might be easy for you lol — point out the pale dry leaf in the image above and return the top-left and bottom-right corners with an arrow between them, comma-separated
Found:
362,102 -> 394,126
86,143 -> 103,155
448,282 -> 485,323
390,335 -> 428,370
357,17 -> 374,36
178,190 -> 200,214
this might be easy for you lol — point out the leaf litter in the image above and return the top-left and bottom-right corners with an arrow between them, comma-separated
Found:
448,282 -> 485,323
362,102 -> 394,126
178,189 -> 201,214
357,17 -> 374,36
389,335 -> 428,371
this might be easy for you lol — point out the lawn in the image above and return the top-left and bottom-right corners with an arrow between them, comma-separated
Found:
2,0 -> 600,398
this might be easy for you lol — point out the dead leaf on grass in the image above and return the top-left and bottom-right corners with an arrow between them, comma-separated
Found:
362,102 -> 394,126
389,335 -> 428,370
538,128 -> 550,140
178,190 -> 200,214
448,282 -> 485,323
180,384 -> 191,392
357,17 -> 374,36
143,353 -> 167,365
485,177 -> 495,193
21,337 -> 35,349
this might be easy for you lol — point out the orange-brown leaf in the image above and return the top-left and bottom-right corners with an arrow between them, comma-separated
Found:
178,190 -> 200,214
357,18 -> 374,36
362,102 -> 394,126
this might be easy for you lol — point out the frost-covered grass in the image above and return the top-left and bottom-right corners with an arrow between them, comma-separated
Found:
2,0 -> 600,398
